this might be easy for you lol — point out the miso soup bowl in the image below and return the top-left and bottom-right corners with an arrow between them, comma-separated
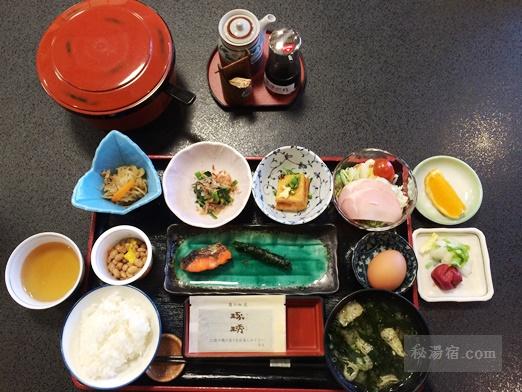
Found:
324,289 -> 429,392
5,232 -> 84,310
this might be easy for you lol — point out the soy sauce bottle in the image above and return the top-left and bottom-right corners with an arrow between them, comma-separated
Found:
264,28 -> 302,95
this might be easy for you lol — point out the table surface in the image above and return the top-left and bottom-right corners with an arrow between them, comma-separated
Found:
1,1 -> 521,391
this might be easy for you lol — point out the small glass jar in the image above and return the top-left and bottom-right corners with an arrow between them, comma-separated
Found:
264,28 -> 302,95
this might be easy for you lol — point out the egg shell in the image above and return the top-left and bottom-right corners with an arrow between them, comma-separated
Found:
367,249 -> 407,290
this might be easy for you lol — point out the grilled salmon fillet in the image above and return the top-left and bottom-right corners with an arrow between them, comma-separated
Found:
180,243 -> 232,272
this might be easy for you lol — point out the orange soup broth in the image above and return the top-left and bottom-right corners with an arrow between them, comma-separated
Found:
21,242 -> 80,301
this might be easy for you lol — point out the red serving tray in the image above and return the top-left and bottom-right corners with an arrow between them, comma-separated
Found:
184,296 -> 324,358
73,155 -> 420,392
207,32 -> 306,109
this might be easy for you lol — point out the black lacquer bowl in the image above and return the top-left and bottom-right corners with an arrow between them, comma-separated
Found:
324,289 -> 429,392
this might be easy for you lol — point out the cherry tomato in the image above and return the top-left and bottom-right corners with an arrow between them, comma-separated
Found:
373,159 -> 395,182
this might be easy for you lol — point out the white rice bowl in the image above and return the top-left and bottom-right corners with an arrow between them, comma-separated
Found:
61,285 -> 161,389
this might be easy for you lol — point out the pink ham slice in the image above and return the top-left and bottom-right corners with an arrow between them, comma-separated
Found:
338,179 -> 403,223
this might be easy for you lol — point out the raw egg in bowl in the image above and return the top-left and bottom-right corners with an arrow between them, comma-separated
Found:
350,232 -> 417,294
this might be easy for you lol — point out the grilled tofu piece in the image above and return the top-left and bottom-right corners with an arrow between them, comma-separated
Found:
275,173 -> 310,212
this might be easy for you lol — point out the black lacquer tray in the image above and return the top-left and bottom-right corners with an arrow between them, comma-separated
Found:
73,156 -> 417,391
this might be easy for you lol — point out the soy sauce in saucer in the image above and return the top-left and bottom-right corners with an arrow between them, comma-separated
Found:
264,28 -> 302,95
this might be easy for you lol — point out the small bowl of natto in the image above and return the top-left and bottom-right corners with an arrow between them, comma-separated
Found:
91,225 -> 153,285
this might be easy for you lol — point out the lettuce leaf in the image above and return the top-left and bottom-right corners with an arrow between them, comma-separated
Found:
443,240 -> 470,268
422,233 -> 470,269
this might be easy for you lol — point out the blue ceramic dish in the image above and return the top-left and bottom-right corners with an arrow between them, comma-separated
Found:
252,146 -> 333,225
71,130 -> 161,214
350,231 -> 417,294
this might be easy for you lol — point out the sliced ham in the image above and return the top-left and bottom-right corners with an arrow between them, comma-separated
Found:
338,179 -> 403,223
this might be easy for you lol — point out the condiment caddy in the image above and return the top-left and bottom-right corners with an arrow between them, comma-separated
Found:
209,8 -> 306,109
208,33 -> 306,108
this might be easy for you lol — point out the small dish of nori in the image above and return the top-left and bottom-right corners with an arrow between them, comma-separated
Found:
325,289 -> 429,392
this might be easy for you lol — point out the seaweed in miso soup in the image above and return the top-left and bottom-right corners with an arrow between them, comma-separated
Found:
328,298 -> 418,392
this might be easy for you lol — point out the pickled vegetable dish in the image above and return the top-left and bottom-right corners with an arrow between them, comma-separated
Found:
102,165 -> 148,205
328,299 -> 417,391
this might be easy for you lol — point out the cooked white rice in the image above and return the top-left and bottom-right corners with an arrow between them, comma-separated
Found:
76,292 -> 152,379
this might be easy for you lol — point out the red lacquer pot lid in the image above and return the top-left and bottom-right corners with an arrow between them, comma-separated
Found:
36,0 -> 173,115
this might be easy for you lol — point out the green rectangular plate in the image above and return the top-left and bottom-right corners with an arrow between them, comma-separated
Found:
164,224 -> 339,294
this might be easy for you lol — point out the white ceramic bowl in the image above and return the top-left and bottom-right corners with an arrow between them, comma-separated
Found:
61,285 -> 161,389
91,225 -> 152,285
5,232 -> 84,310
162,142 -> 252,228
252,146 -> 333,225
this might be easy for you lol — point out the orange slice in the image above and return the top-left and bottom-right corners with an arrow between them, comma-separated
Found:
425,169 -> 466,219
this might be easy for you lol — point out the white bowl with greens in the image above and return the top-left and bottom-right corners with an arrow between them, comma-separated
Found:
162,142 -> 252,228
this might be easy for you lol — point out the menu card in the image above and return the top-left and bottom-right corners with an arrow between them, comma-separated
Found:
188,295 -> 286,353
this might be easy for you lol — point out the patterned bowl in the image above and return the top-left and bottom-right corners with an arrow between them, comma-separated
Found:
252,146 -> 333,225
350,231 -> 417,294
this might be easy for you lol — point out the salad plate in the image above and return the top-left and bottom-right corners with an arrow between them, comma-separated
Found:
412,228 -> 493,302
164,224 -> 339,294
332,148 -> 417,231
413,155 -> 483,225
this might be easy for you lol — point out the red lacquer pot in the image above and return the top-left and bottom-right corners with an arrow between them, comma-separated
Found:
36,0 -> 195,131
